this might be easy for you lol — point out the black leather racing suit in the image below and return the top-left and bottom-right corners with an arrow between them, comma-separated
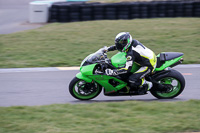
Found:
108,39 -> 157,88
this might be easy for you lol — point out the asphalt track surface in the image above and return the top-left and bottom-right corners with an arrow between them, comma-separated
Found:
0,0 -> 43,34
0,65 -> 200,107
1,1 -> 200,106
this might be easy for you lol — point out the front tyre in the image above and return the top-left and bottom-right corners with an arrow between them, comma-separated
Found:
69,77 -> 102,100
150,69 -> 185,99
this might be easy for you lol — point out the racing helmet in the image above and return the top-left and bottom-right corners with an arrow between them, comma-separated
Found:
115,32 -> 133,52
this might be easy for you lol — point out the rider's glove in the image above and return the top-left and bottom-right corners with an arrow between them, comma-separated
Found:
102,46 -> 108,53
105,69 -> 118,76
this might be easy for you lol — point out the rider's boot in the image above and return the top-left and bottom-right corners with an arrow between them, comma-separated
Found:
138,80 -> 153,94
146,81 -> 153,90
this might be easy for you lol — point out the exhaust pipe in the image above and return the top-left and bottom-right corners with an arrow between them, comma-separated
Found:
170,58 -> 184,68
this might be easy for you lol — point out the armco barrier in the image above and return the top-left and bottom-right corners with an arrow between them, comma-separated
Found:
49,1 -> 200,22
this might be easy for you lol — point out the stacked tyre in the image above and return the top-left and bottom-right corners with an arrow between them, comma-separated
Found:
93,4 -> 105,20
183,2 -> 193,17
157,2 -> 167,17
104,4 -> 117,20
58,4 -> 70,22
80,4 -> 93,21
174,2 -> 184,17
49,2 -> 84,22
69,5 -> 80,22
49,1 -> 200,23
130,3 -> 140,19
117,3 -> 130,19
148,2 -> 158,18
49,4 -> 59,22
140,3 -> 148,18
193,1 -> 200,17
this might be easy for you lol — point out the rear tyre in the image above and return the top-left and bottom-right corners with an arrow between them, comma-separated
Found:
69,77 -> 102,100
150,69 -> 185,99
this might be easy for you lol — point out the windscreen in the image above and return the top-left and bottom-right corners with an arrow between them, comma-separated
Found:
87,50 -> 104,63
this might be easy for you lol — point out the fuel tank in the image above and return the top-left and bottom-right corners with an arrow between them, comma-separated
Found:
111,52 -> 140,73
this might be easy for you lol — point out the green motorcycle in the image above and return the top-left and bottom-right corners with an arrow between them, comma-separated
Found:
69,48 -> 185,100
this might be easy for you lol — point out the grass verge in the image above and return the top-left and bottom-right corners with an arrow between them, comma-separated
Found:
0,100 -> 200,133
0,18 -> 199,68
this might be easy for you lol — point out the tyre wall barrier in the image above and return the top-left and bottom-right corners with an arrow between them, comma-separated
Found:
49,1 -> 200,22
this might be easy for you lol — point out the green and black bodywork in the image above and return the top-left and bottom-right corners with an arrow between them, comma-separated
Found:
69,48 -> 185,100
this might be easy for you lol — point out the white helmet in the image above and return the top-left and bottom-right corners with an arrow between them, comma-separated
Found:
115,32 -> 133,52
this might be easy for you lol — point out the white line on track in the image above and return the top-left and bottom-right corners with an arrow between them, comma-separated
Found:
0,64 -> 199,73
56,67 -> 80,70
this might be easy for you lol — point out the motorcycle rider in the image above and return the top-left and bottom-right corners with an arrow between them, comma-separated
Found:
104,32 -> 157,93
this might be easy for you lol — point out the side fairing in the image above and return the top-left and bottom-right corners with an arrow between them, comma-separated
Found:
88,75 -> 127,93
155,53 -> 184,71
155,56 -> 183,71
80,64 -> 96,76
76,72 -> 92,83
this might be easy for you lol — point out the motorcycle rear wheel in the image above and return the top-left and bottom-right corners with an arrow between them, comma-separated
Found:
69,77 -> 102,100
150,69 -> 185,99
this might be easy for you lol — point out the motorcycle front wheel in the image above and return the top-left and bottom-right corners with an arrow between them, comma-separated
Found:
69,77 -> 102,100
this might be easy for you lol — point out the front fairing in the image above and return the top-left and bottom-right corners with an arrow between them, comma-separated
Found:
80,48 -> 106,76
78,49 -> 128,94
80,48 -> 105,67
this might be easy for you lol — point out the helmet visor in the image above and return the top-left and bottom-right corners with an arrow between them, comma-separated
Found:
115,43 -> 123,51
119,39 -> 128,45
115,39 -> 127,51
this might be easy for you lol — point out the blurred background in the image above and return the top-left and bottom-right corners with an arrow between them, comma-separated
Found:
0,0 -> 199,68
